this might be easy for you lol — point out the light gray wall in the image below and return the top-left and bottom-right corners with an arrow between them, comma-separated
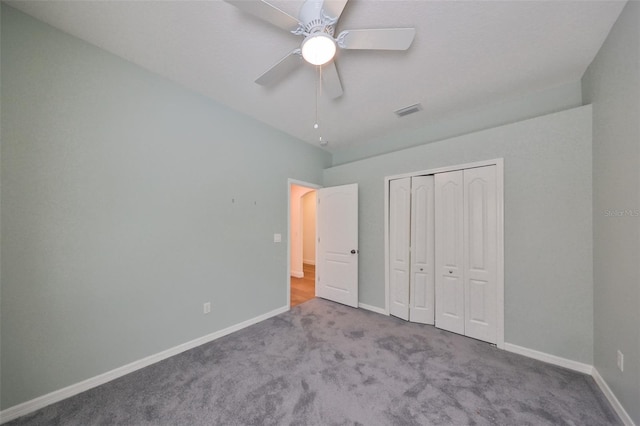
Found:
324,106 -> 593,364
0,5 -> 330,409
582,1 -> 640,423
0,4 -> 3,411
331,80 -> 583,166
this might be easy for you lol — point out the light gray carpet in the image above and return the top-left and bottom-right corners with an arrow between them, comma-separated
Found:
8,298 -> 620,425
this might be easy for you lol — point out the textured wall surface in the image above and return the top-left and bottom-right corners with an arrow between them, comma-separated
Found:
582,1 -> 640,423
1,5 -> 330,409
324,106 -> 593,364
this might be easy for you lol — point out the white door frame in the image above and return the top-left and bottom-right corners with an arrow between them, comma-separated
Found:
287,179 -> 322,309
384,159 -> 505,349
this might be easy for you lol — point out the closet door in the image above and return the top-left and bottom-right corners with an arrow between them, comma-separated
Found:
410,176 -> 435,324
435,170 -> 465,335
464,166 -> 498,343
389,178 -> 411,320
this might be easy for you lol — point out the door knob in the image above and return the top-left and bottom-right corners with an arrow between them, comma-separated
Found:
350,249 -> 358,254
419,268 -> 424,271
449,270 -> 453,274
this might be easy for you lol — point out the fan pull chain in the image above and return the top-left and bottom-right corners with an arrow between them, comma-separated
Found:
314,66 -> 326,146
314,66 -> 320,130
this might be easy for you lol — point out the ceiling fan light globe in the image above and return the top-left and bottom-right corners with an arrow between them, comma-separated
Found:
301,34 -> 336,66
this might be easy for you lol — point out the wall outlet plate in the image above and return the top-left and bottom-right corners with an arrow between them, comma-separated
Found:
203,302 -> 211,314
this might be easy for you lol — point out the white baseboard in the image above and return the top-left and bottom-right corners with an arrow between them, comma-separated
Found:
290,270 -> 304,278
592,368 -> 636,426
503,343 -> 594,374
0,305 -> 289,425
358,303 -> 387,315
504,343 -> 635,425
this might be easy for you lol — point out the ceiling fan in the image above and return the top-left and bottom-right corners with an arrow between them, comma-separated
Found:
225,0 -> 416,99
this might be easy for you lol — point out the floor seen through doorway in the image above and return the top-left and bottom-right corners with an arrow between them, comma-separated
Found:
290,263 -> 315,307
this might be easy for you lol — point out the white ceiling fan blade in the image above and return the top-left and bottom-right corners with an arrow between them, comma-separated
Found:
322,61 -> 343,99
225,0 -> 301,32
337,28 -> 416,50
256,49 -> 303,86
323,0 -> 349,21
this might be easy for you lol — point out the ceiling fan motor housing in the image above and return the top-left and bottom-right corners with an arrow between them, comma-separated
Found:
299,0 -> 336,37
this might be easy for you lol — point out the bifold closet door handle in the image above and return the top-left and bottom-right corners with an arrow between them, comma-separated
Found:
351,249 -> 358,254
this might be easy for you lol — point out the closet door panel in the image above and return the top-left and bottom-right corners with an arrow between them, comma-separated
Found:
464,166 -> 497,343
435,171 -> 465,335
389,178 -> 411,320
410,176 -> 435,324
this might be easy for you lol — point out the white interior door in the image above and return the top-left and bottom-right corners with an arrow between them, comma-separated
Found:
464,166 -> 498,343
410,176 -> 435,325
389,178 -> 411,320
435,170 -> 465,334
317,183 -> 359,308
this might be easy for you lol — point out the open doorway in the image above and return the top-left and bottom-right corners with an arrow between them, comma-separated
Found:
290,183 -> 317,307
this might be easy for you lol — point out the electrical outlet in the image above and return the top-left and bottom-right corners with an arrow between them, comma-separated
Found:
203,302 -> 211,314
617,350 -> 624,372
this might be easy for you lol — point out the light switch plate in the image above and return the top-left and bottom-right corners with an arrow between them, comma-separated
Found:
274,233 -> 282,243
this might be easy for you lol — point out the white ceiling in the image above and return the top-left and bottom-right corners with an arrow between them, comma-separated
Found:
7,0 -> 626,153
